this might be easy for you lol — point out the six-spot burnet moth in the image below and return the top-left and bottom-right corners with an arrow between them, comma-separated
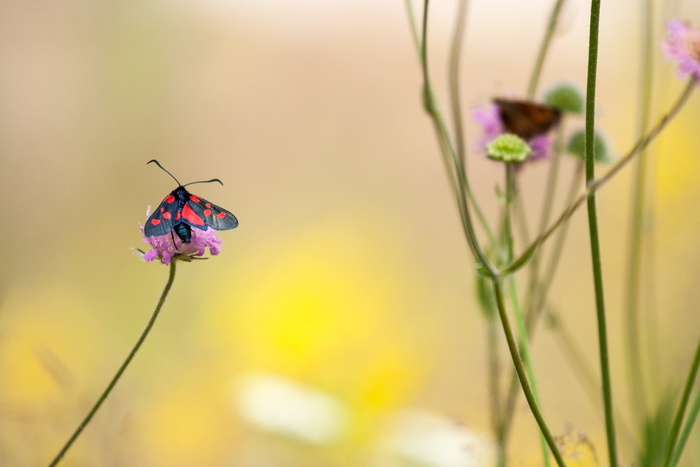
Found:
144,160 -> 239,244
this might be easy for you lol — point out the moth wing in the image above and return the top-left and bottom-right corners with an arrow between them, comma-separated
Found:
493,98 -> 561,140
187,195 -> 239,231
144,191 -> 180,237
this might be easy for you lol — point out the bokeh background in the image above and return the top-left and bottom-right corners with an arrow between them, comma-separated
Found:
1,0 -> 699,465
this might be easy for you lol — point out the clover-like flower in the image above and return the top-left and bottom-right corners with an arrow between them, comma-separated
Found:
138,208 -> 223,265
663,19 -> 700,82
486,134 -> 531,163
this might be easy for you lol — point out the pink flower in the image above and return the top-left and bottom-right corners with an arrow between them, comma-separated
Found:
663,19 -> 700,82
138,208 -> 223,265
473,103 -> 554,164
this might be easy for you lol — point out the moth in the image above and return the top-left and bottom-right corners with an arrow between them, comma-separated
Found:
493,98 -> 562,140
144,160 -> 238,243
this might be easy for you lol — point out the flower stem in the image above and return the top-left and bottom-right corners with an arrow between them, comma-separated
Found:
491,279 -> 566,467
583,1 -> 619,465
663,336 -> 700,467
48,261 -> 178,466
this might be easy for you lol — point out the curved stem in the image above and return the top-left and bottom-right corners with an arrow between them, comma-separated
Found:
583,1 -> 619,465
418,0 -> 498,277
491,279 -> 566,467
48,261 -> 178,466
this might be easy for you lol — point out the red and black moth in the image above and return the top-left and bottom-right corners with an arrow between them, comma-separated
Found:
144,160 -> 238,243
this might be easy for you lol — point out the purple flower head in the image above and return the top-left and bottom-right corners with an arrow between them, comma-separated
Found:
138,207 -> 223,265
473,102 -> 554,166
663,19 -> 700,82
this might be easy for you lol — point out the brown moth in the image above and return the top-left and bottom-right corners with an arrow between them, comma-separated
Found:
493,98 -> 562,140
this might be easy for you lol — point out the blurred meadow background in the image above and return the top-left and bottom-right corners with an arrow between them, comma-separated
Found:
1,0 -> 700,465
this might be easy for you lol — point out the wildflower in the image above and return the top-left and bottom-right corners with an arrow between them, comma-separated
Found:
473,101 -> 555,164
138,208 -> 222,265
663,19 -> 700,82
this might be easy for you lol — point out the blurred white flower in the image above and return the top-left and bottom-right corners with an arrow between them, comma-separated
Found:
233,372 -> 349,445
374,409 -> 492,467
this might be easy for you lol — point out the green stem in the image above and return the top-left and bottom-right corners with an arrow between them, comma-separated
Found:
663,337 -> 700,467
48,261 -> 178,466
526,0 -> 566,98
583,1 -> 618,465
505,78 -> 695,276
624,0 -> 654,426
668,380 -> 700,467
491,279 -> 566,467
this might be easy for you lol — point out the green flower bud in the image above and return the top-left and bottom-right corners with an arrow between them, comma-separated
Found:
566,130 -> 612,163
544,84 -> 584,115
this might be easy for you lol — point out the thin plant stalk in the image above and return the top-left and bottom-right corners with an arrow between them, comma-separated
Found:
663,337 -> 700,467
49,261 -> 178,466
624,0 -> 654,426
668,380 -> 700,467
491,279 -> 566,467
527,0 -> 567,98
448,0 -> 470,169
583,0 -> 619,464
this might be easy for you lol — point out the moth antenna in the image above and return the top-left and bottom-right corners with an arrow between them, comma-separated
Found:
182,178 -> 224,187
147,160 -> 182,186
